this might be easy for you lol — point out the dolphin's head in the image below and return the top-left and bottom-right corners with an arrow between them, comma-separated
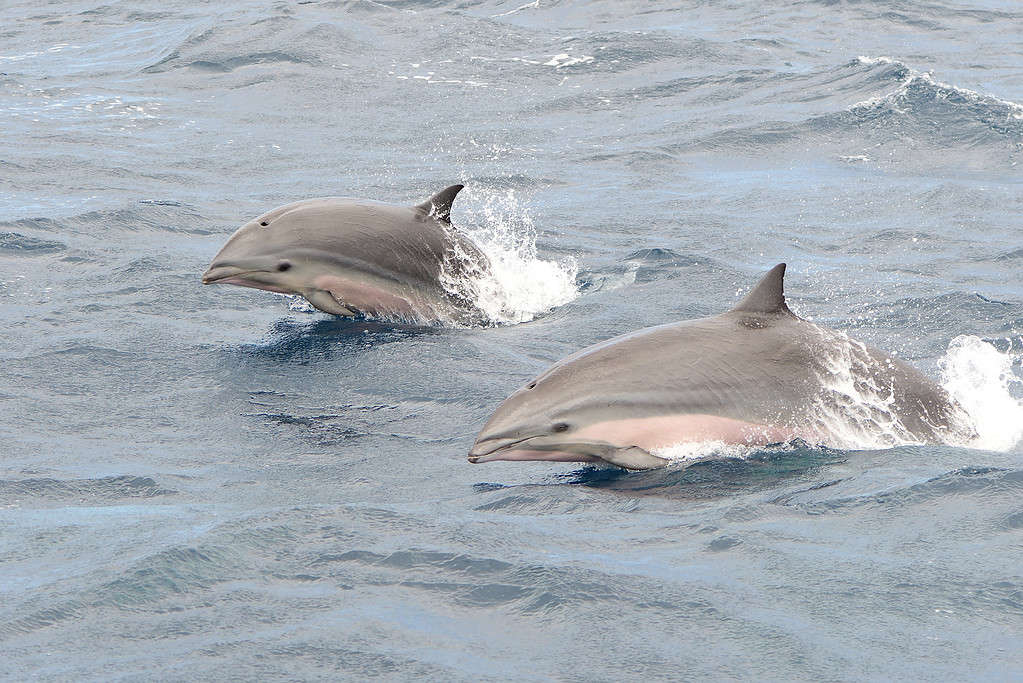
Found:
468,374 -> 602,465
201,249 -> 306,295
469,364 -> 672,470
202,200 -> 349,296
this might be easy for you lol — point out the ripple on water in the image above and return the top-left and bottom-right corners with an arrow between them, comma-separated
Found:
775,466 -> 1023,515
0,475 -> 177,504
0,232 -> 66,254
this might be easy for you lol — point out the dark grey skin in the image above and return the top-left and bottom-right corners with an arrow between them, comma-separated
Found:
202,185 -> 488,324
469,263 -> 976,470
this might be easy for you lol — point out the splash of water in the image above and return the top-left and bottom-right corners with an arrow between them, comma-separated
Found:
441,186 -> 579,326
940,335 -> 1023,452
652,440 -> 763,464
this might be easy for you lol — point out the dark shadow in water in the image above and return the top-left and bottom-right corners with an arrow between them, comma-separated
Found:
559,444 -> 848,498
471,443 -> 848,499
235,317 -> 442,363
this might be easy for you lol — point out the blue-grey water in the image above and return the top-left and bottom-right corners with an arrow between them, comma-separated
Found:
3,1 -> 1023,680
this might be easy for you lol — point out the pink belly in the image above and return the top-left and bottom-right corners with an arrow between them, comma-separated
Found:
573,414 -> 799,451
312,274 -> 423,317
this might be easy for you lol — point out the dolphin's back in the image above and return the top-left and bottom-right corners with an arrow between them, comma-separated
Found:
534,310 -> 971,444
535,313 -> 816,425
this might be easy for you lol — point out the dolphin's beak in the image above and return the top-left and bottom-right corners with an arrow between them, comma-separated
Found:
468,435 -> 604,465
202,263 -> 256,285
201,262 -> 294,295
467,435 -> 532,463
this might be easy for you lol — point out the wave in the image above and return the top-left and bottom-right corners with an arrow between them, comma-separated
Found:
0,475 -> 176,503
774,465 -> 1023,515
672,57 -> 1023,167
852,56 -> 1023,119
838,56 -> 1023,143
845,292 -> 1023,340
0,232 -> 66,254
305,542 -> 667,614
0,201 -> 208,242
140,17 -> 362,74
577,249 -> 725,292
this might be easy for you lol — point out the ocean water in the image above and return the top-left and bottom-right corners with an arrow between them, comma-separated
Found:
3,0 -> 1023,679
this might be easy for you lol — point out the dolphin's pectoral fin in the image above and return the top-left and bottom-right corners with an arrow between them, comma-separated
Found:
599,446 -> 670,471
304,289 -> 358,317
415,184 -> 464,223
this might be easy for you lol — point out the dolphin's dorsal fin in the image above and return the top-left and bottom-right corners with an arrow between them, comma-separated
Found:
416,184 -> 464,223
730,263 -> 792,315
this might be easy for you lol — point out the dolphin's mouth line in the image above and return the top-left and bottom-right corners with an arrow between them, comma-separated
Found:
201,268 -> 269,285
467,435 -> 535,462
468,436 -> 621,464
469,436 -> 668,470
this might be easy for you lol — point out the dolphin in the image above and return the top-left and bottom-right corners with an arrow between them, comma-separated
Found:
202,184 -> 488,324
469,263 -> 976,470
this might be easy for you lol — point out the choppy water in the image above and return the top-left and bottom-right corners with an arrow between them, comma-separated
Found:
3,1 -> 1023,679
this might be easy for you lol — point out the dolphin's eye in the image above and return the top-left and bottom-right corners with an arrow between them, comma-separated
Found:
527,382 -> 537,390
277,261 -> 291,272
260,220 -> 269,226
552,422 -> 570,433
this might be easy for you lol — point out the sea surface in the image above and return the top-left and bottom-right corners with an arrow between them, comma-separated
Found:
3,1 -> 1023,680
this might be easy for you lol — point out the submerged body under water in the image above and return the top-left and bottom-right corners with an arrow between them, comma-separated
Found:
2,0 -> 1023,679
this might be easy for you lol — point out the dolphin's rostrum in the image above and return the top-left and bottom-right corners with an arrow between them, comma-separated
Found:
203,185 -> 489,324
469,264 -> 976,470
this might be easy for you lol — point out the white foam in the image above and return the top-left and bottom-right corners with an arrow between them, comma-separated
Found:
441,187 -> 578,326
652,440 -> 762,463
282,293 -> 315,313
855,55 -> 897,67
543,53 -> 595,68
491,0 -> 540,18
798,330 -> 1022,452
940,335 -> 1023,452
